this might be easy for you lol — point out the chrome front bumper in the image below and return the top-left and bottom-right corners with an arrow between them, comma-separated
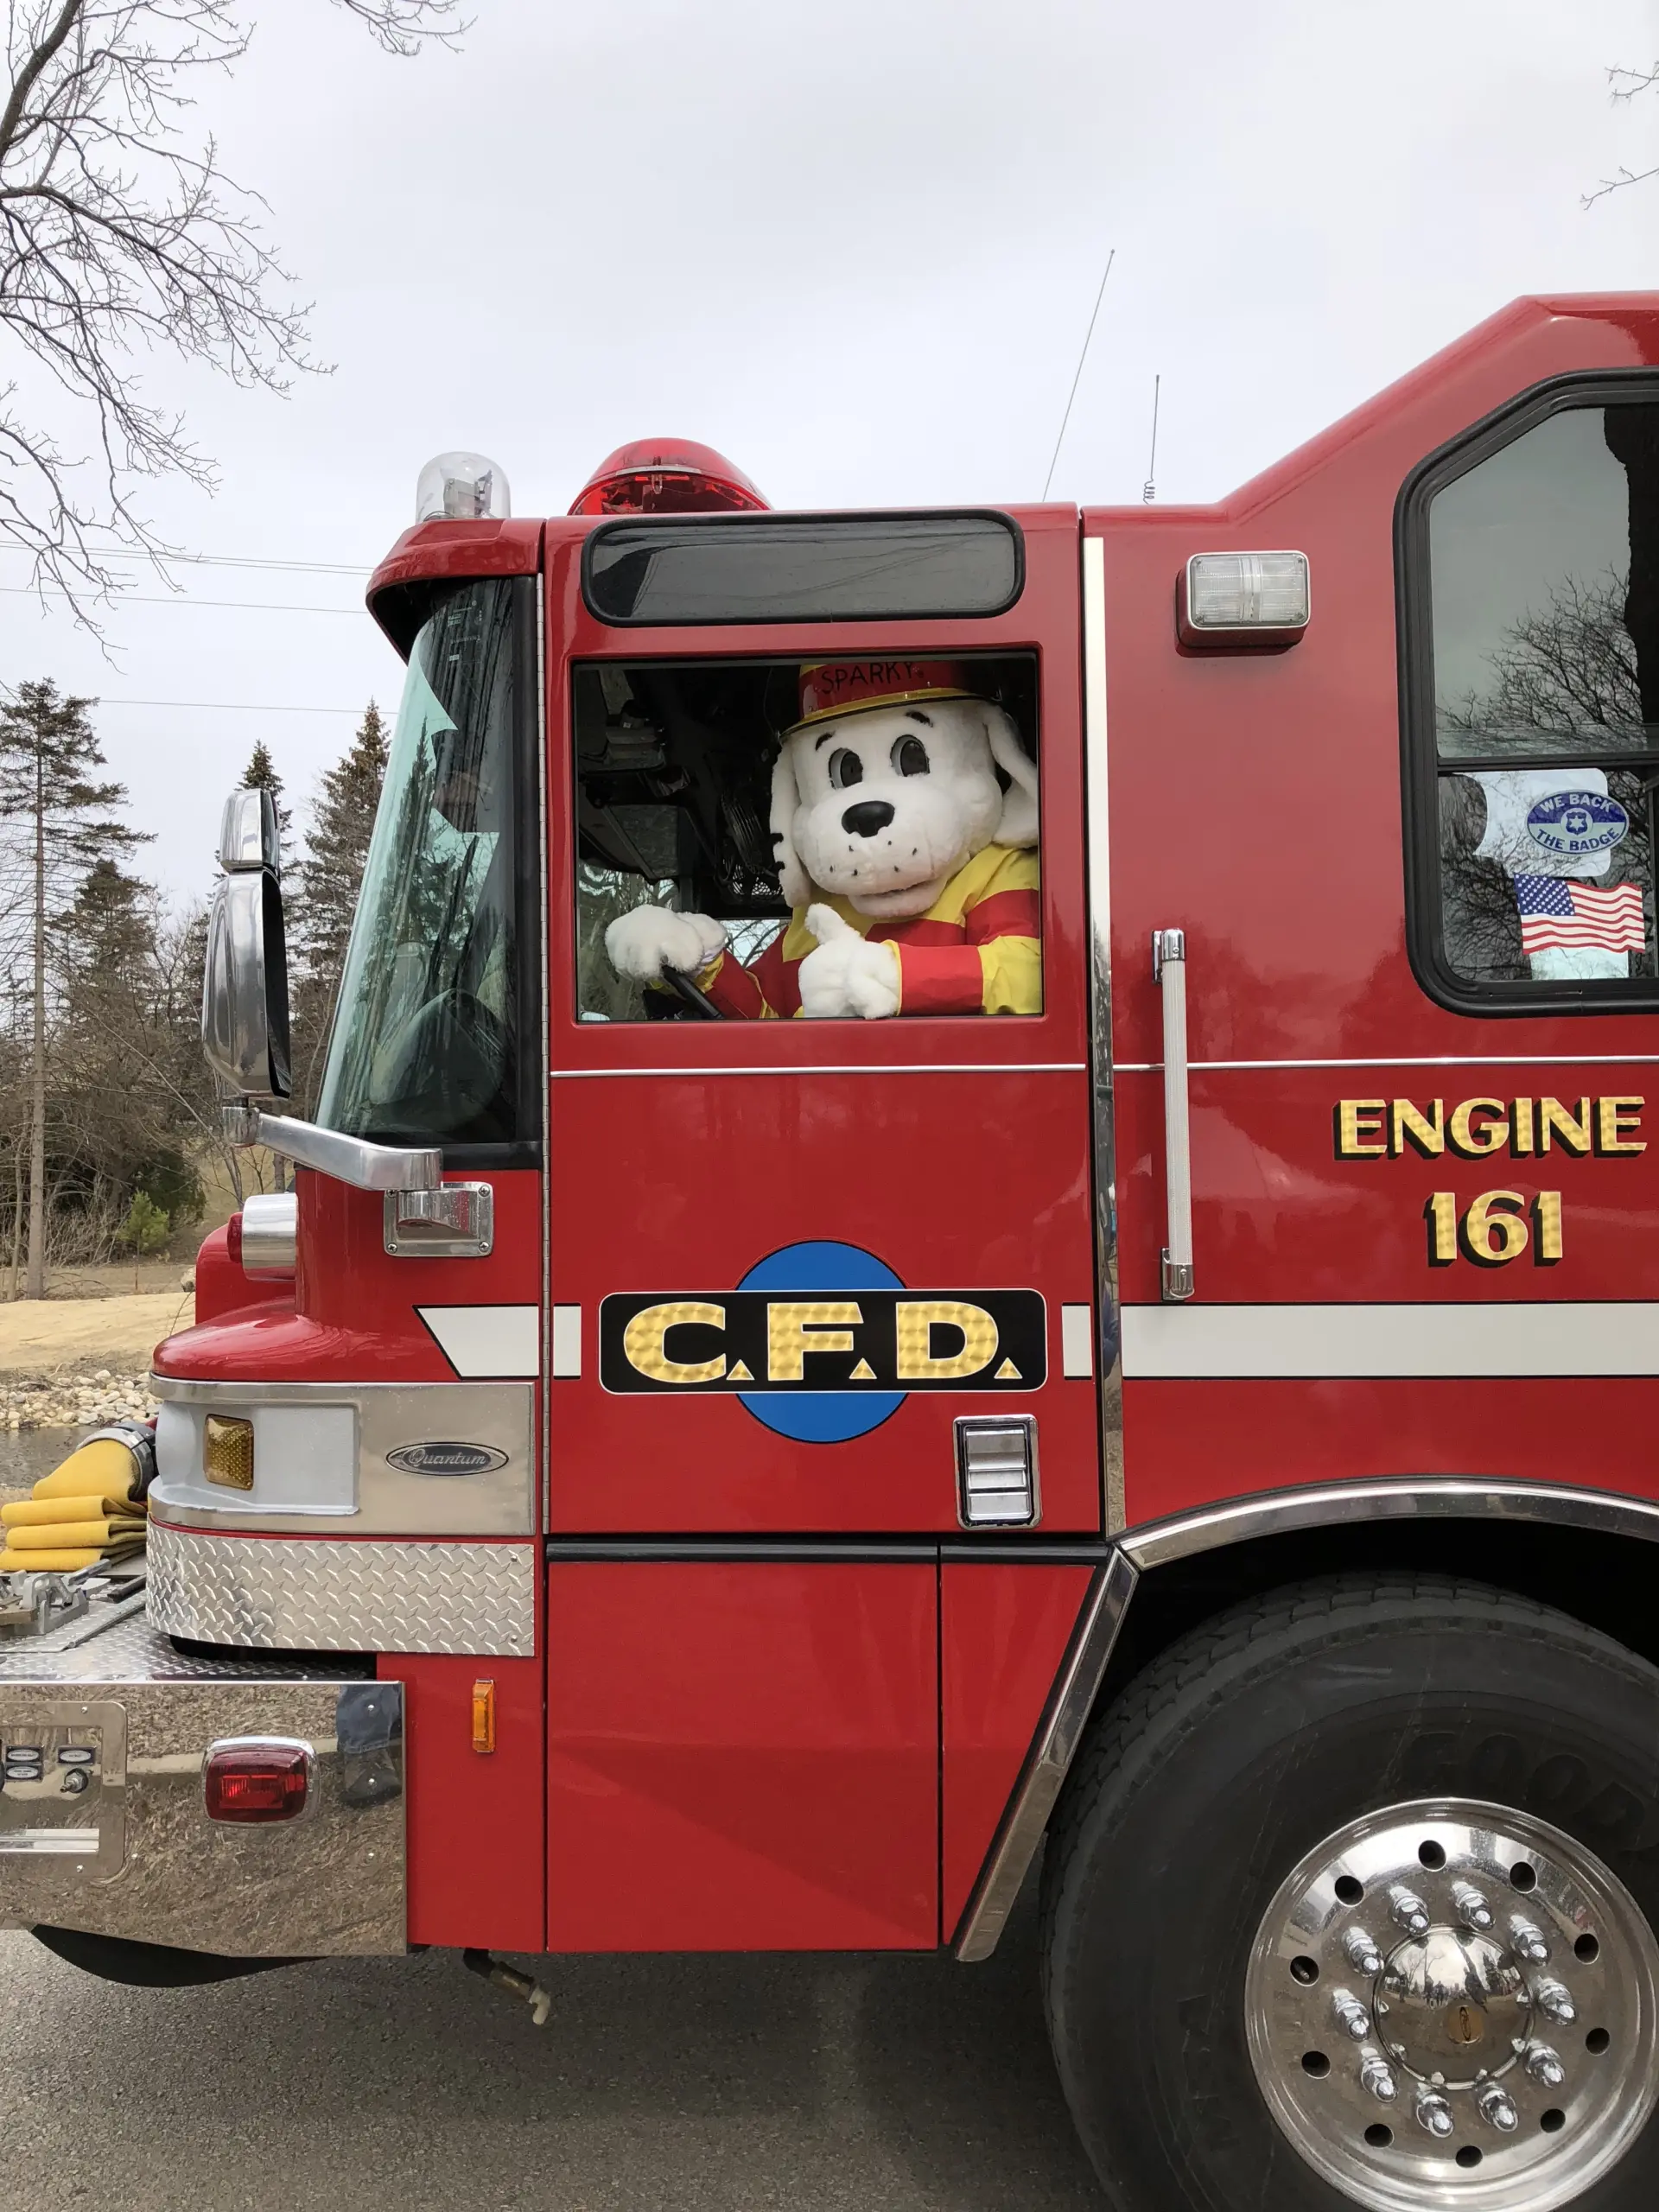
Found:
0,1577 -> 404,1956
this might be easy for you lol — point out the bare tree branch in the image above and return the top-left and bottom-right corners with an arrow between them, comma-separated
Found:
1586,60 -> 1659,206
333,0 -> 469,55
0,0 -> 469,627
1610,63 -> 1659,104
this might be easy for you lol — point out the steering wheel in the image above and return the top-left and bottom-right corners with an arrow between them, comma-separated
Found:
662,967 -> 727,1020
369,988 -> 512,1116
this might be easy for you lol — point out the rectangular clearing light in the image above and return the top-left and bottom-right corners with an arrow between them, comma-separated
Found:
1179,550 -> 1310,649
955,1416 -> 1040,1528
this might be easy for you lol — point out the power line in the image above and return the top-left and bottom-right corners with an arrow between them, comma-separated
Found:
0,544 -> 372,578
1,586 -> 359,616
96,697 -> 362,717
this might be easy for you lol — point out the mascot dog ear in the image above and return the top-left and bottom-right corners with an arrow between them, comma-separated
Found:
985,707 -> 1039,848
769,743 -> 810,907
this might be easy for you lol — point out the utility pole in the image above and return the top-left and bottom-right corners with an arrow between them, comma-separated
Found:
26,745 -> 46,1300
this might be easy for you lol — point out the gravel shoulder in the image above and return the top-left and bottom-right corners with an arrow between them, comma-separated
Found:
0,1291 -> 192,1492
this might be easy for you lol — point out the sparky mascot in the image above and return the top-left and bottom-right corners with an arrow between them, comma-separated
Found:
605,660 -> 1040,1018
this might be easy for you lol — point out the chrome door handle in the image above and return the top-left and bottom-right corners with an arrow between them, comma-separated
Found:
1152,930 -> 1194,1301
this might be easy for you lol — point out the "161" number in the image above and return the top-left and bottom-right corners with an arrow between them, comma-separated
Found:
1426,1190 -> 1563,1267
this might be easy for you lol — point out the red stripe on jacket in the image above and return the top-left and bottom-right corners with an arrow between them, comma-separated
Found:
702,878 -> 1040,1019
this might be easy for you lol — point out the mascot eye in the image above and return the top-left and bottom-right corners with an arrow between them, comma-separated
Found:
827,748 -> 863,790
892,735 -> 930,778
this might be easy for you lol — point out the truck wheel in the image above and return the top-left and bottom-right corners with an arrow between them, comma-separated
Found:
1041,1573 -> 1659,2212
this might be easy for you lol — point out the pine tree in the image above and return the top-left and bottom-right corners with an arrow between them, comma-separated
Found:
291,702 -> 390,1111
62,860 -> 153,976
239,740 -> 294,854
0,682 -> 148,1297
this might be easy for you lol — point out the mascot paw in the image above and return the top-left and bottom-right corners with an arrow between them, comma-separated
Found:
799,906 -> 900,1020
605,906 -> 728,982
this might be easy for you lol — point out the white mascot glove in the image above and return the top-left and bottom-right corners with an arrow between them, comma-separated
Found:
605,906 -> 728,983
798,906 -> 900,1020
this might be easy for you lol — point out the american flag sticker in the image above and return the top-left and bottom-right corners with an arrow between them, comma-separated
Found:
1513,873 -> 1647,955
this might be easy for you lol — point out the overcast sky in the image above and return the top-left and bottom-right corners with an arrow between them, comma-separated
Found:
6,0 -> 1659,903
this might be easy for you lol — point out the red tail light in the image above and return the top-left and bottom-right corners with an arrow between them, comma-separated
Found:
569,437 -> 766,517
204,1738 -> 312,1823
226,1211 -> 243,1265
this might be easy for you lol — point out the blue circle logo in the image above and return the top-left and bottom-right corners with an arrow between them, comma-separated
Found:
736,1241 -> 905,1441
1526,790 -> 1629,859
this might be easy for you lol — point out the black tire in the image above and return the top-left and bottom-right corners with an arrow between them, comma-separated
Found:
1041,1573 -> 1659,2212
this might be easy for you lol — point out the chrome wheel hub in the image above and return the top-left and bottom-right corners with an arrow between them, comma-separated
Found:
1380,1927 -> 1530,2087
1244,1801 -> 1659,2210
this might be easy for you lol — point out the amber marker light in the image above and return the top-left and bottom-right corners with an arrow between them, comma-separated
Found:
203,1414 -> 254,1491
471,1679 -> 497,1756
203,1738 -> 312,1823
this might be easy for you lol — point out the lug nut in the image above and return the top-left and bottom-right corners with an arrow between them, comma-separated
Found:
1332,1990 -> 1371,2041
1536,1979 -> 1577,2025
1344,1929 -> 1385,1975
1415,2090 -> 1455,2139
1527,2045 -> 1567,2088
1511,1917 -> 1550,1964
1359,2052 -> 1398,2102
1390,1886 -> 1431,1936
1452,1882 -> 1495,1931
1477,2083 -> 1519,2133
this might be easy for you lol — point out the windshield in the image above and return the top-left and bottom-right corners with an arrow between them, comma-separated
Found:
317,577 -> 531,1145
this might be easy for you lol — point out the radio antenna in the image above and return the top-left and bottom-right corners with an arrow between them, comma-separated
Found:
1041,249 -> 1116,501
1142,374 -> 1161,504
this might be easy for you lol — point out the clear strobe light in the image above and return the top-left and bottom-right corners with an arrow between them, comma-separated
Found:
416,451 -> 512,523
1181,550 -> 1310,643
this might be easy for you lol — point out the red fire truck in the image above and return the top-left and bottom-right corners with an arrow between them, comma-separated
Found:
8,291 -> 1659,2212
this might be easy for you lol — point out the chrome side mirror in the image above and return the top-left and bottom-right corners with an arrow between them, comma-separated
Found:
219,786 -> 282,874
201,791 -> 291,1098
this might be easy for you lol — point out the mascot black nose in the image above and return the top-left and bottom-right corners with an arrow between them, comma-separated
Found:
842,800 -> 895,837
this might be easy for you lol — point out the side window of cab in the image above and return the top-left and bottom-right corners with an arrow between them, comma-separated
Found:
1402,383 -> 1659,1013
574,655 -> 1042,1022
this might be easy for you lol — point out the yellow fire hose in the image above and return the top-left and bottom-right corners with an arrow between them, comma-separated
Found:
0,1432 -> 152,1573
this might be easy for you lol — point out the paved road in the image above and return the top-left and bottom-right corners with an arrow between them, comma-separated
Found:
0,1885 -> 1107,2211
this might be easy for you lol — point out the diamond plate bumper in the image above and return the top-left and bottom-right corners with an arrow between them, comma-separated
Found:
0,1589 -> 404,1956
148,1521 -> 536,1656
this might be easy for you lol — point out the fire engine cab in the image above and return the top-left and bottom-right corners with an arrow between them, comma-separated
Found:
8,293 -> 1659,2212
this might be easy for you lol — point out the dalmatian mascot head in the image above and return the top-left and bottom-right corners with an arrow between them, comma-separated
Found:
606,659 -> 1040,1019
769,659 -> 1038,917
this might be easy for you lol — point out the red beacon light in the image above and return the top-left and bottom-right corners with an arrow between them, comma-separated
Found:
569,438 -> 767,517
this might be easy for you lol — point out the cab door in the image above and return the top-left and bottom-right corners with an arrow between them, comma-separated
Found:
539,505 -> 1099,1949
1100,302 -> 1659,1529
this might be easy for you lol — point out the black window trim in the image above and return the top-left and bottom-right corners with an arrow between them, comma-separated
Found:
580,507 -> 1026,629
569,644 -> 1046,1027
340,571 -> 543,1171
1398,366 -> 1659,1019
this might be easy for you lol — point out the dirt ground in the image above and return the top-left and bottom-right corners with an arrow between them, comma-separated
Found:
0,1290 -> 192,1373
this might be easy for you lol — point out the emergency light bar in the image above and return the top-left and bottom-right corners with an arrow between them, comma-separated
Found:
416,451 -> 511,523
1179,550 -> 1310,649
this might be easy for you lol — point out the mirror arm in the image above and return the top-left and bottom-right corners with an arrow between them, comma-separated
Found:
223,1104 -> 442,1195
